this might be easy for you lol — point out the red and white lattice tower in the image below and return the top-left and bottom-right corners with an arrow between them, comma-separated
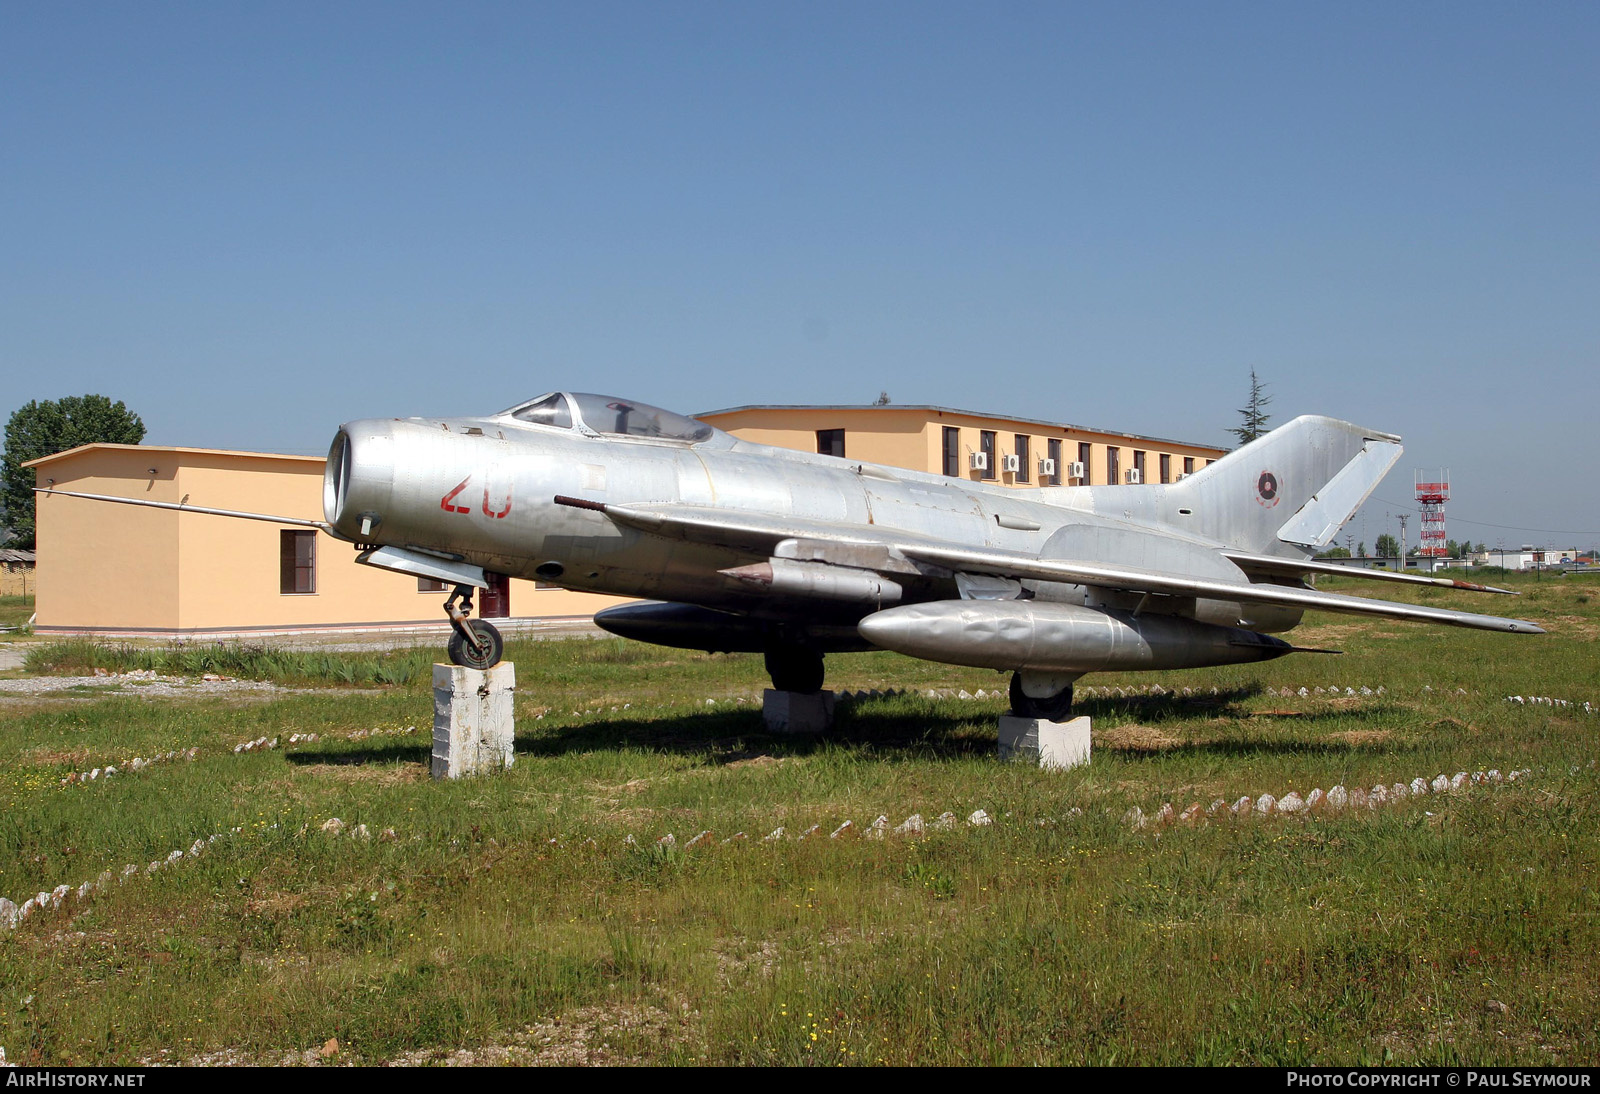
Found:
1415,469 -> 1449,557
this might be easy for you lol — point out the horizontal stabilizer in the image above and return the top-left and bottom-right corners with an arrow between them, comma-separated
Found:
1223,550 -> 1517,595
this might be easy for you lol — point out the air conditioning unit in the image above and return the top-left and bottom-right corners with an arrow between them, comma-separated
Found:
1038,457 -> 1056,477
1067,461 -> 1086,480
1002,453 -> 1021,473
969,452 -> 989,471
1125,468 -> 1143,484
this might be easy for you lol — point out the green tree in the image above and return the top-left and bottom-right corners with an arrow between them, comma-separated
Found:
1226,369 -> 1273,446
3,395 -> 146,548
1358,541 -> 1368,557
1374,533 -> 1400,558
1315,546 -> 1352,558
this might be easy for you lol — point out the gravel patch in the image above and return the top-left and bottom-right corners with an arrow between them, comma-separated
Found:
0,672 -> 297,698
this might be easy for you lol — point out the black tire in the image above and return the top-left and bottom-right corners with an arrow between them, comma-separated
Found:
764,645 -> 825,693
448,619 -> 504,670
1009,672 -> 1074,721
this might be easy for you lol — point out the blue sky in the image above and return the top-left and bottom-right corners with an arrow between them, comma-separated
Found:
3,2 -> 1596,547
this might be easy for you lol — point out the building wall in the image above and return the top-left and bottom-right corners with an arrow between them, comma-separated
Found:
701,406 -> 935,473
34,447 -> 182,630
31,444 -> 627,635
700,405 -> 1224,487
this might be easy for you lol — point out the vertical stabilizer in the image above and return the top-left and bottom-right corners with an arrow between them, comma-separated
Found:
1167,416 -> 1401,557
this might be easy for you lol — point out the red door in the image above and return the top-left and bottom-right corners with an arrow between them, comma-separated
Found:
479,572 -> 510,618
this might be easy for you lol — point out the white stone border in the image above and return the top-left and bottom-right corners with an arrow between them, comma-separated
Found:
1,828 -> 235,932
1505,695 -> 1595,714
1122,766 -> 1539,831
231,725 -> 423,753
59,747 -> 198,786
0,815 -> 393,933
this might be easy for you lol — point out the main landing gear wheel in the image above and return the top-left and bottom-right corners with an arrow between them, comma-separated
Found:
448,619 -> 504,670
1009,672 -> 1074,721
765,645 -> 825,693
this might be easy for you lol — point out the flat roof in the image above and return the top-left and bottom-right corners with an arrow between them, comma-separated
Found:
696,404 -> 1225,453
24,443 -> 325,469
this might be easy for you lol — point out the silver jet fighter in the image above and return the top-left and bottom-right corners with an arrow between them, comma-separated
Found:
42,391 -> 1542,718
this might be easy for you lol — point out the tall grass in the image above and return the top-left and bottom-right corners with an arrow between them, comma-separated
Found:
23,639 -> 435,687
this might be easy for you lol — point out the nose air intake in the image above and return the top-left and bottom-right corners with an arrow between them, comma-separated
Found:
324,429 -> 352,525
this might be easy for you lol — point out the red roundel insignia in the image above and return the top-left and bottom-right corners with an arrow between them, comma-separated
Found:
1256,470 -> 1280,508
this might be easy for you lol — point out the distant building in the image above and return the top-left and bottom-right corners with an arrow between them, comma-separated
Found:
699,404 -> 1225,486
1471,546 -> 1583,571
0,549 -> 35,597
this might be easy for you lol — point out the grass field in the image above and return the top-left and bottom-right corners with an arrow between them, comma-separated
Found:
1,573 -> 1595,1065
0,595 -> 33,636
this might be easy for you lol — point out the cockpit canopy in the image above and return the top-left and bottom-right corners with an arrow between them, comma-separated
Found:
505,392 -> 715,444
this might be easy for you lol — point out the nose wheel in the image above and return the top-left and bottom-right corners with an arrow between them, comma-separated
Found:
444,585 -> 505,669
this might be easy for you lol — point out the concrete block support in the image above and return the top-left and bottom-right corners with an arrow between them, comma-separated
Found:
762,689 -> 836,734
998,715 -> 1091,770
431,662 -> 517,779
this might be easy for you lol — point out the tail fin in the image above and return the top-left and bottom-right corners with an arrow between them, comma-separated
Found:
1167,415 -> 1401,557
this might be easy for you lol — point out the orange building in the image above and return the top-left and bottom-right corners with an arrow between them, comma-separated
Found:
28,405 -> 1224,636
697,403 -> 1224,488
26,444 -> 627,637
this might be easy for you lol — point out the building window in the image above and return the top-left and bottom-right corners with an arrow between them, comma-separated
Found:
979,431 -> 996,480
418,578 -> 447,593
1047,438 -> 1062,486
816,429 -> 846,458
1106,446 -> 1120,486
1078,442 -> 1092,484
280,530 -> 315,594
1133,450 -> 1146,483
1013,435 -> 1029,483
1159,453 -> 1171,484
1184,456 -> 1195,475
942,426 -> 961,477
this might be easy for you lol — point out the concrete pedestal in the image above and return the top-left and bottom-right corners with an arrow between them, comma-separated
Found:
762,689 -> 836,734
998,715 -> 1091,770
431,662 -> 516,779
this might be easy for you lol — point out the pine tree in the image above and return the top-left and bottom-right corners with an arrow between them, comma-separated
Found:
1226,370 -> 1273,446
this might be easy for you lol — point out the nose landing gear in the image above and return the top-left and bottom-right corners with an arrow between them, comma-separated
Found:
444,584 -> 504,669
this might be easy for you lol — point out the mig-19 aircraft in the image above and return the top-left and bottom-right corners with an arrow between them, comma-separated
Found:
39,391 -> 1541,719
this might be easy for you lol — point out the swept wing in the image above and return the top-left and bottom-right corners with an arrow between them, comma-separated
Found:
558,497 -> 1544,635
